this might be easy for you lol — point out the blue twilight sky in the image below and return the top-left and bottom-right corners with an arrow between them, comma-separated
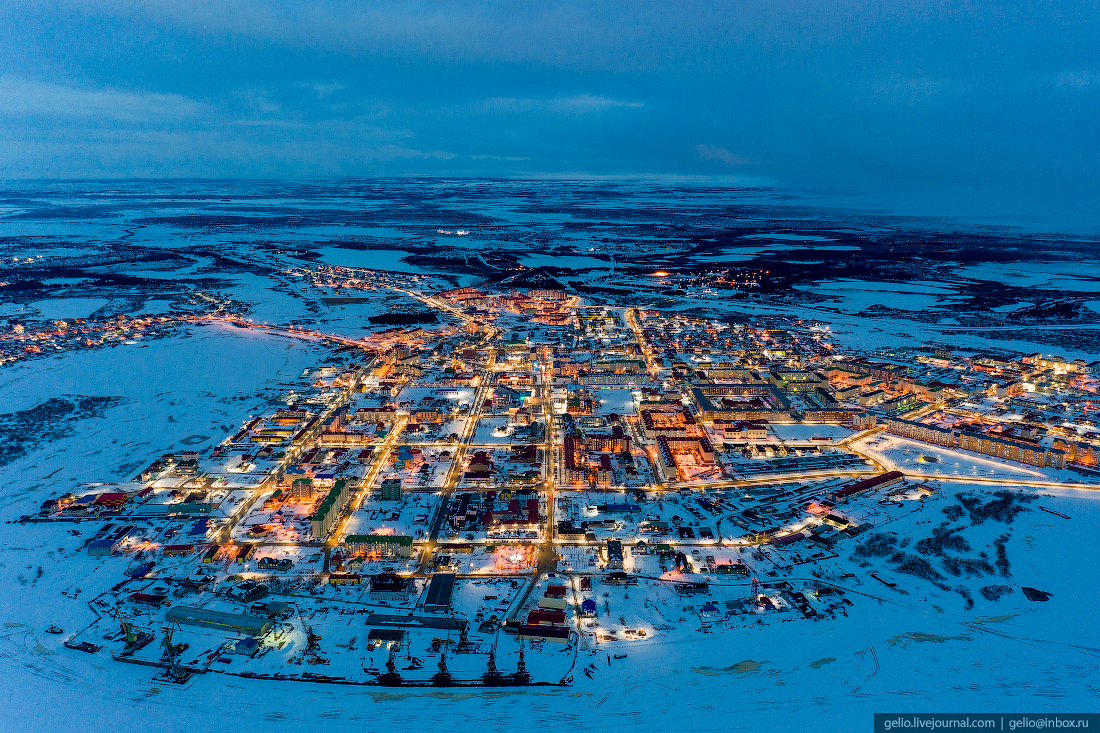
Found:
0,1 -> 1098,229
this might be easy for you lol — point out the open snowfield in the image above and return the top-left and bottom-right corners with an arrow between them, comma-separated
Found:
853,434 -> 1076,483
0,325 -> 329,514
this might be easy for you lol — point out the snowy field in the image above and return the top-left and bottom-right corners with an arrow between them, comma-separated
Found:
0,326 -> 329,515
768,423 -> 856,442
470,416 -> 516,444
853,434 -> 1074,483
592,388 -> 639,416
372,447 -> 455,490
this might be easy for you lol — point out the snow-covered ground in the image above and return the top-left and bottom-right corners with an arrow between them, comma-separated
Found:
2,342 -> 1096,732
854,434 -> 1076,483
343,490 -> 442,540
5,482 -> 1100,731
0,326 -> 329,510
768,423 -> 856,442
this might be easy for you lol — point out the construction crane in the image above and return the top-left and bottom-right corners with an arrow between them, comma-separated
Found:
159,625 -> 191,683
510,642 -> 530,686
377,645 -> 402,687
431,648 -> 453,687
161,624 -> 189,659
482,628 -> 504,686
116,607 -> 153,655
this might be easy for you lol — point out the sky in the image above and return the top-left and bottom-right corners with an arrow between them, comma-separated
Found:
0,1 -> 1098,229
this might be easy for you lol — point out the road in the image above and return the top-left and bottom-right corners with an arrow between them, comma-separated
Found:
222,356 -> 378,552
416,341 -> 501,573
322,416 -> 408,570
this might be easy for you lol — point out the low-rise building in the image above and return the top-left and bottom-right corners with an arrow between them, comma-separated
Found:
369,571 -> 412,601
422,572 -> 456,613
344,534 -> 415,558
165,606 -> 273,637
606,539 -> 624,571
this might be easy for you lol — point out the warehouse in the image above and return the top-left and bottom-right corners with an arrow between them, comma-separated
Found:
518,625 -> 570,643
829,471 -> 905,503
538,585 -> 569,610
422,572 -> 456,613
364,613 -> 465,631
165,606 -> 273,637
526,609 -> 566,626
87,538 -> 118,557
250,601 -> 293,619
367,628 -> 407,647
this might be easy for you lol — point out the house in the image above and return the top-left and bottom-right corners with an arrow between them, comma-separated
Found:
162,544 -> 196,557
328,573 -> 362,586
93,492 -> 128,509
714,561 -> 750,577
380,478 -> 402,501
257,557 -> 293,571
538,586 -> 569,610
699,603 -> 723,621
606,539 -> 624,571
229,581 -> 270,602
638,520 -> 669,535
674,582 -> 709,595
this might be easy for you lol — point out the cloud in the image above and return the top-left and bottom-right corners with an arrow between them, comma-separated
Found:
696,144 -> 753,167
307,83 -> 345,98
0,2 -> 1098,228
550,94 -> 644,112
468,154 -> 532,161
1052,70 -> 1100,88
0,77 -> 207,122
0,77 -> 458,176
473,94 -> 644,114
